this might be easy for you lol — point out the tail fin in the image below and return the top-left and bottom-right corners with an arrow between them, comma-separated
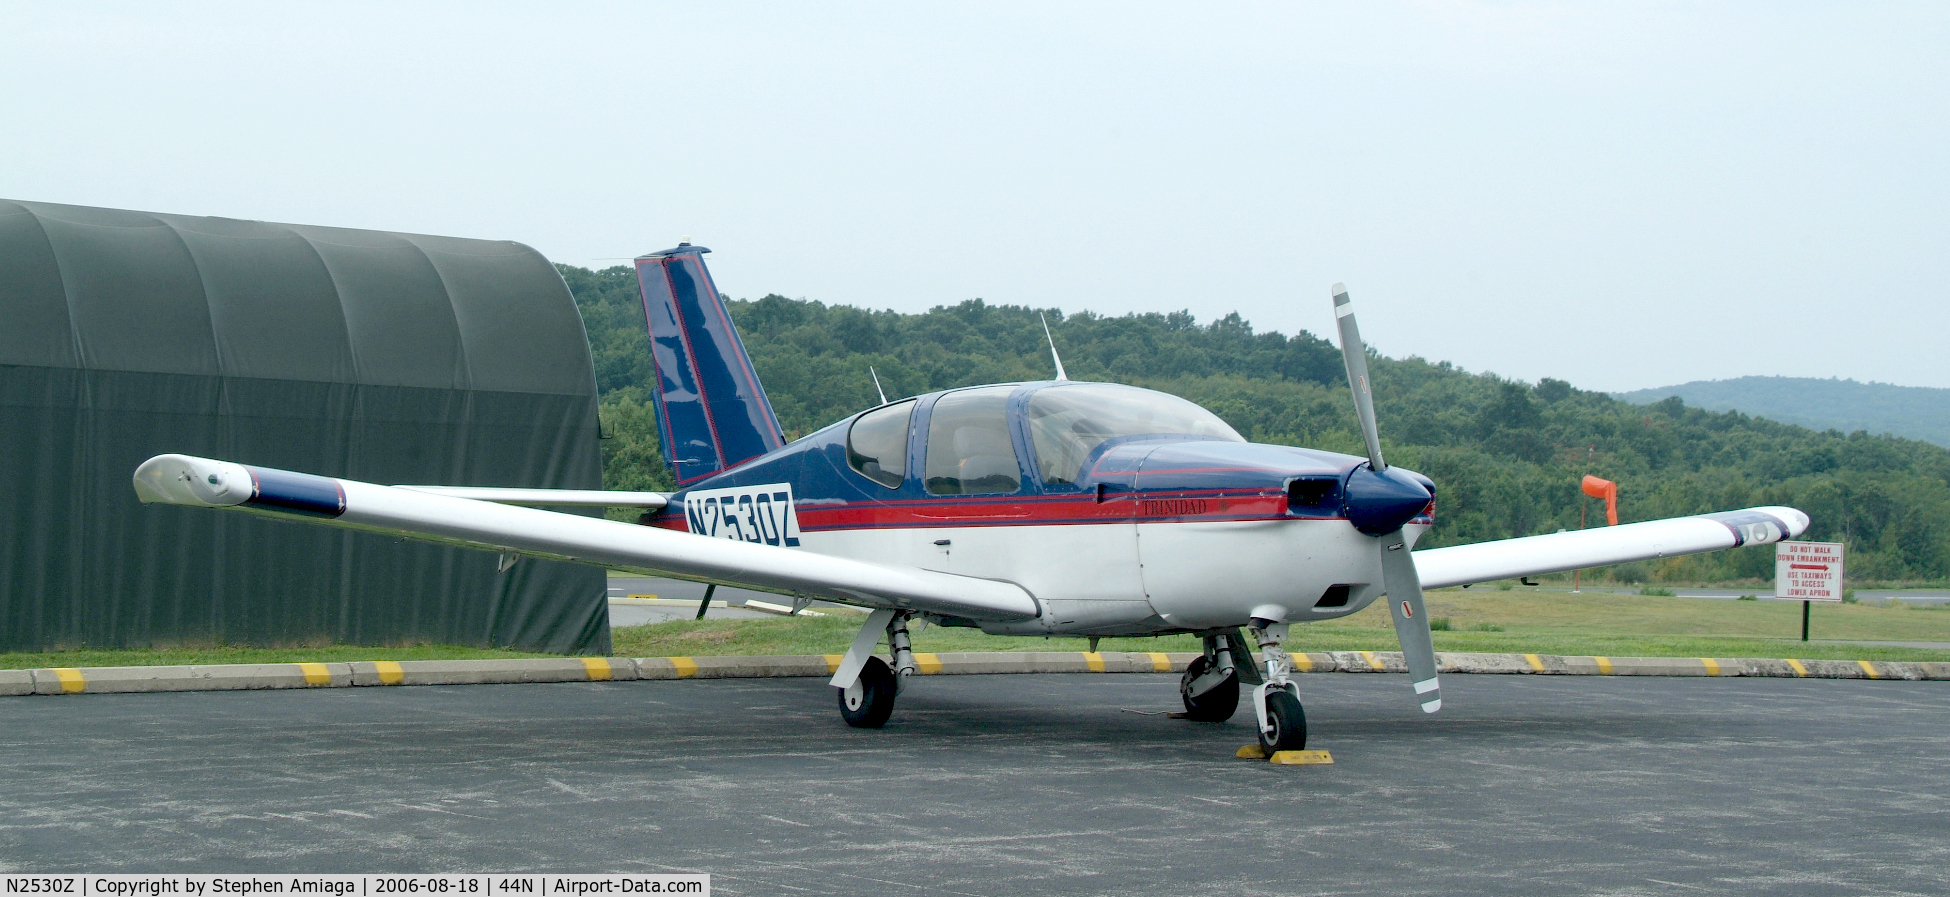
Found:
634,243 -> 785,485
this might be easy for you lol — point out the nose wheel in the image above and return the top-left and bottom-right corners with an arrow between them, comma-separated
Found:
1257,687 -> 1306,753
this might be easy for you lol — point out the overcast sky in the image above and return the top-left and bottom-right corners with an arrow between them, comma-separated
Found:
5,2 -> 1945,392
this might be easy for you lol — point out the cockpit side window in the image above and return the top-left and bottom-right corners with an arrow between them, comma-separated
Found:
1027,384 -> 1245,485
846,400 -> 915,489
924,387 -> 1022,495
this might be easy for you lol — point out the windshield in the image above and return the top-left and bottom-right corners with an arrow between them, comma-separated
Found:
1026,384 -> 1244,485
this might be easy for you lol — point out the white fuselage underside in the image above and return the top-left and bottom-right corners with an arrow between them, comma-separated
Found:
801,519 -> 1426,636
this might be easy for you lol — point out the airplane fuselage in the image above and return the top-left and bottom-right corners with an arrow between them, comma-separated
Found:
653,380 -> 1434,636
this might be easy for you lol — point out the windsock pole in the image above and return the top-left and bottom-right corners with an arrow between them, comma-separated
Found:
1576,475 -> 1619,593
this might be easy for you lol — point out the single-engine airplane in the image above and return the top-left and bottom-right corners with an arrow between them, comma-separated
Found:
134,243 -> 1810,753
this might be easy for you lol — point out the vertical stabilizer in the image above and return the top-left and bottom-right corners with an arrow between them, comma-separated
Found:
635,243 -> 785,485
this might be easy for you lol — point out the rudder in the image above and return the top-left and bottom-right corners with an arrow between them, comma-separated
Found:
634,242 -> 785,485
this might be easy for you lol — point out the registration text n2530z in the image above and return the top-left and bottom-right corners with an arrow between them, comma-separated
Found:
680,483 -> 801,547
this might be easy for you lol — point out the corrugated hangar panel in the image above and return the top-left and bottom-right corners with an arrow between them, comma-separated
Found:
0,198 -> 609,655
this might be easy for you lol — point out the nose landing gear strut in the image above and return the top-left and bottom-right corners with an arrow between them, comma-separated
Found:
1248,618 -> 1306,752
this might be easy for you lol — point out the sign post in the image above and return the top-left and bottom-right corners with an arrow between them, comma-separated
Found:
1775,541 -> 1844,641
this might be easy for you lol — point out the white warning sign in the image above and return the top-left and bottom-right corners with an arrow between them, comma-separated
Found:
1775,541 -> 1844,602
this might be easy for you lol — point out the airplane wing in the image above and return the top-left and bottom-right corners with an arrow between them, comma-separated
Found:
395,486 -> 669,508
132,454 -> 1039,622
1412,507 -> 1810,590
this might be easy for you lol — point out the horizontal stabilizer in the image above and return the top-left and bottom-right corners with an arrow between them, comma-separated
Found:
395,486 -> 669,508
1412,506 -> 1810,589
133,454 -> 1039,622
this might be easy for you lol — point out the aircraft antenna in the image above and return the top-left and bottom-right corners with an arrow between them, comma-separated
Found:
870,366 -> 889,405
1040,313 -> 1069,381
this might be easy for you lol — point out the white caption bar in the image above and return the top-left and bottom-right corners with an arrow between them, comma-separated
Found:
4,876 -> 707,897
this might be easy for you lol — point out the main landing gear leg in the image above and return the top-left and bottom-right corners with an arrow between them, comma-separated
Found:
1248,618 -> 1306,752
1178,633 -> 1242,722
830,608 -> 917,728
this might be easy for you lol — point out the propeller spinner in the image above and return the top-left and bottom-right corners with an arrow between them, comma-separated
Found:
1332,283 -> 1442,714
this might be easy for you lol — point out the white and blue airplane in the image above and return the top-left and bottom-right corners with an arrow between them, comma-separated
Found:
134,243 -> 1810,753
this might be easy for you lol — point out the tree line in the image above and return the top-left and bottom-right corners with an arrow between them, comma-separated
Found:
561,264 -> 1950,584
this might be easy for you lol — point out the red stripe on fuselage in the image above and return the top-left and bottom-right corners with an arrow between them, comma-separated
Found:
651,489 -> 1433,533
653,490 -> 1347,532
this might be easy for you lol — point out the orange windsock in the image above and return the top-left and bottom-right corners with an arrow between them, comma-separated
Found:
1581,475 -> 1618,526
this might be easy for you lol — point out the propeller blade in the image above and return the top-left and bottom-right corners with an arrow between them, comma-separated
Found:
1331,284 -> 1387,473
1378,527 -> 1442,713
1335,284 -> 1438,711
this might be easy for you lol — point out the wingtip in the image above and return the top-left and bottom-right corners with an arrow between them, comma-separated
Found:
133,454 -> 253,508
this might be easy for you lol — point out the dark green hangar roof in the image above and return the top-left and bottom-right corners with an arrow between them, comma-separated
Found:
0,199 -> 594,395
0,198 -> 608,655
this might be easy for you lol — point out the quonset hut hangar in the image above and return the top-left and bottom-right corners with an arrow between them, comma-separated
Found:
0,199 -> 609,655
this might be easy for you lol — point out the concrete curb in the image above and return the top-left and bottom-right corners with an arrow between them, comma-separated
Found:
3,651 -> 1945,696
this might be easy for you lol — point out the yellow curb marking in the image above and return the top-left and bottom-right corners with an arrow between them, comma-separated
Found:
670,657 -> 697,678
1083,652 -> 1106,672
823,654 -> 843,674
1360,651 -> 1384,670
373,661 -> 405,685
1292,654 -> 1314,673
1857,660 -> 1880,679
1701,658 -> 1722,676
1236,744 -> 1266,760
1523,654 -> 1546,672
1270,749 -> 1334,765
297,663 -> 332,686
1786,659 -> 1809,677
51,668 -> 86,694
579,658 -> 612,681
915,652 -> 943,674
1593,656 -> 1614,675
1147,652 -> 1172,672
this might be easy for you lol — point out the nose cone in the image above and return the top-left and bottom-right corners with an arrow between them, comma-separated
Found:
1344,464 -> 1434,535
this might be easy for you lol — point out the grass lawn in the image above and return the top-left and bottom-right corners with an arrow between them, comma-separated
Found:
612,588 -> 1950,663
6,589 -> 1947,670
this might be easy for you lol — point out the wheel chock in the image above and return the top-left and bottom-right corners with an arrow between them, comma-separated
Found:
1237,745 -> 1334,764
1269,749 -> 1333,765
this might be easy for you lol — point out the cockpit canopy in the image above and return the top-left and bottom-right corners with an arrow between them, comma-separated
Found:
844,382 -> 1244,495
1025,383 -> 1242,485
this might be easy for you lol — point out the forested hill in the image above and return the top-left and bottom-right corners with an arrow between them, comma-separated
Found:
1616,377 -> 1950,448
560,264 -> 1950,584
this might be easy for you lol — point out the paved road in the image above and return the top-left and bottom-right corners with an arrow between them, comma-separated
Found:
2,675 -> 1945,895
607,576 -> 862,627
606,599 -> 776,627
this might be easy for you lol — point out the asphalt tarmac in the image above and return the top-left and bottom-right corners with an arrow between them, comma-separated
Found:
2,674 -> 1945,895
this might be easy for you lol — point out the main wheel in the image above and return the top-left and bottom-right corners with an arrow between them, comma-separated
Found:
1258,688 -> 1307,753
1178,655 -> 1240,722
837,656 -> 898,728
